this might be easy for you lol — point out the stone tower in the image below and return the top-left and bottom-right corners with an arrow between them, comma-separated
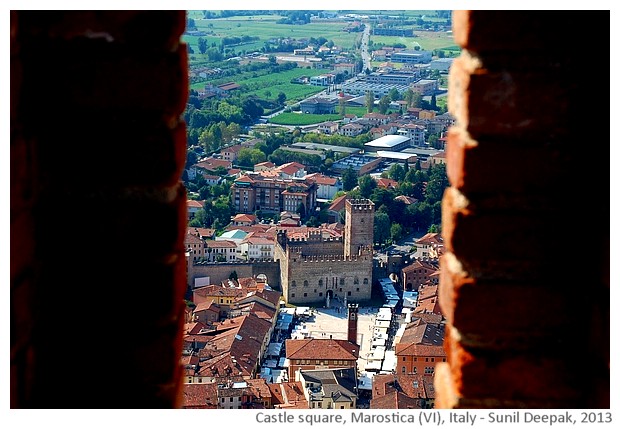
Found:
347,303 -> 359,345
344,198 -> 375,258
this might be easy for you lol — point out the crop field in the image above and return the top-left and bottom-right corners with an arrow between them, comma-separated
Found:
186,14 -> 362,53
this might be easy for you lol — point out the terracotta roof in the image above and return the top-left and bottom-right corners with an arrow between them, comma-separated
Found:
187,200 -> 204,208
205,239 -> 237,248
184,233 -> 203,246
370,391 -> 422,409
193,284 -> 245,300
242,236 -> 274,245
402,259 -> 438,274
184,321 -> 209,335
188,227 -> 216,238
398,374 -> 436,400
286,338 -> 359,360
247,378 -> 272,402
221,144 -> 243,153
218,82 -> 241,91
398,318 -> 443,344
194,157 -> 232,170
416,232 -> 443,245
182,383 -> 218,408
276,161 -> 305,176
269,382 -> 309,409
375,177 -> 399,189
305,173 -> 338,186
255,161 -> 275,168
232,213 -> 257,223
328,194 -> 347,211
180,355 -> 200,367
194,299 -> 218,313
417,284 -> 438,301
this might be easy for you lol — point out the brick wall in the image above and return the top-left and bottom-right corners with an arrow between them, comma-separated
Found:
435,11 -> 610,408
11,11 -> 188,408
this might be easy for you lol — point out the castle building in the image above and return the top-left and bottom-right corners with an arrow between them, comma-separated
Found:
275,199 -> 375,305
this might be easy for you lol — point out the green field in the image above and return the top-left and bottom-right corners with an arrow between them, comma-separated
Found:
190,68 -> 327,103
369,30 -> 457,52
268,112 -> 343,126
186,13 -> 362,53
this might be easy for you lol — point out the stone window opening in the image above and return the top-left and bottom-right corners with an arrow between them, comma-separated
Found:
9,10 -> 609,410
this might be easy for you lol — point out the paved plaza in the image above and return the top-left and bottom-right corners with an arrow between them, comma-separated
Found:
298,301 -> 381,373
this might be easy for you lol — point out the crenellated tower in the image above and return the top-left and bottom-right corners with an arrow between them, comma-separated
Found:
344,198 -> 375,258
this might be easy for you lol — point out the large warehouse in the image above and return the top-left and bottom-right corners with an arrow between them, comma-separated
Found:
364,135 -> 411,152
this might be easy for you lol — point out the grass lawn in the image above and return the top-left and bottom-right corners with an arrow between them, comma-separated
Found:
189,67 -> 326,98
268,112 -> 343,126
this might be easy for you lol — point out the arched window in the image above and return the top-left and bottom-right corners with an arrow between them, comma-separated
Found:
318,279 -> 323,287
340,278 -> 344,285
304,280 -> 308,287
363,278 -> 369,284
291,281 -> 296,288
354,277 -> 359,284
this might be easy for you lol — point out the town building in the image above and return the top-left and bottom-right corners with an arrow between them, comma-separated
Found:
275,199 -> 374,305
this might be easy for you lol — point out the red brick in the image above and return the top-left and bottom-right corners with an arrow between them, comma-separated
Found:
448,53 -> 572,139
444,330 -> 582,404
446,126 -> 575,194
439,252 -> 577,345
442,187 -> 560,262
452,10 -> 590,54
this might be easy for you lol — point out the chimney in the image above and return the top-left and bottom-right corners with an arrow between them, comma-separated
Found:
347,303 -> 359,345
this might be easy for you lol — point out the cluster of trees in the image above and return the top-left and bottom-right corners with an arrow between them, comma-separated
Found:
276,11 -> 313,25
339,161 -> 448,246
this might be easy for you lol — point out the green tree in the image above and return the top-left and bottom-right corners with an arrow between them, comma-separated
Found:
378,95 -> 390,114
390,223 -> 403,242
236,148 -> 266,167
411,92 -> 423,108
358,174 -> 377,198
277,92 -> 287,105
388,163 -> 405,182
403,89 -> 414,108
339,97 -> 346,116
206,47 -> 223,61
374,212 -> 391,246
427,133 -> 439,149
264,90 -> 272,99
365,90 -> 375,113
411,182 -> 425,200
198,37 -> 208,54
185,149 -> 198,170
399,182 -> 414,196
430,93 -> 437,110
229,270 -> 238,281
342,166 -> 357,191
388,87 -> 401,102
